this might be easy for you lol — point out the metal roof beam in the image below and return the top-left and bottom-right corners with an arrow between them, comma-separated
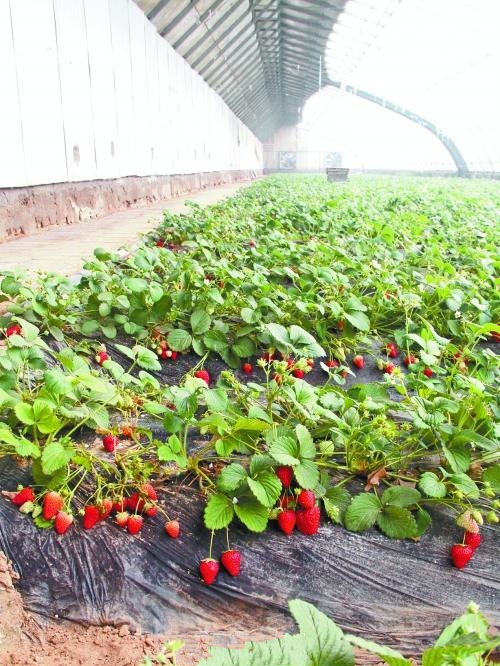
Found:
166,0 -> 223,42
198,23 -> 255,78
180,2 -> 248,58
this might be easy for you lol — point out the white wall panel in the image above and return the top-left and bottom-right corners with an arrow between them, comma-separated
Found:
84,0 -> 117,180
54,0 -> 96,182
109,0 -> 135,177
10,0 -> 67,185
0,0 -> 26,187
128,0 -> 151,176
1,0 -> 262,188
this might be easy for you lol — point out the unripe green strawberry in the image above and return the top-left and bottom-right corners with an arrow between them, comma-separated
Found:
199,558 -> 219,584
486,511 -> 499,524
277,509 -> 296,535
450,544 -> 474,569
43,491 -> 64,520
296,506 -> 320,535
220,550 -> 242,577
297,489 -> 316,510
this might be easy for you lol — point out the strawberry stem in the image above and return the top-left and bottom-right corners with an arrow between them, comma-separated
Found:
208,529 -> 215,560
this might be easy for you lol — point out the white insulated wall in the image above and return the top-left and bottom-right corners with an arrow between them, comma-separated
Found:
0,0 -> 263,188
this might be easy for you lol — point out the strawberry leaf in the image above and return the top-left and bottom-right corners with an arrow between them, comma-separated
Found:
166,329 -> 192,351
344,311 -> 370,332
482,465 -> 500,493
268,436 -> 300,466
248,472 -> 282,507
294,459 -> 320,490
345,634 -> 411,666
377,506 -> 417,539
190,309 -> 212,335
197,634 -> 303,666
418,472 -> 447,498
323,487 -> 351,524
295,424 -> 315,459
381,486 -> 421,508
217,463 -> 248,492
204,493 -> 235,530
448,473 -> 480,498
234,496 -> 269,532
289,599 -> 354,666
345,493 -> 381,532
41,440 -> 72,475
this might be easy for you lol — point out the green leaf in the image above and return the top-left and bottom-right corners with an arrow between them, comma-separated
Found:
86,404 -> 109,430
289,599 -> 354,666
217,464 -> 248,492
323,487 -> 351,524
190,309 -> 212,336
268,436 -> 300,466
344,310 -> 370,332
295,424 -> 315,459
204,388 -> 229,413
167,329 -> 192,351
414,508 -> 432,537
381,486 -> 421,508
232,336 -> 256,358
114,343 -> 136,360
442,444 -> 471,474
265,322 -> 290,349
204,493 -> 234,530
448,473 -> 480,498
41,440 -> 71,475
248,471 -> 282,508
81,319 -> 100,335
203,329 -> 228,353
482,465 -> 500,493
197,634 -> 303,666
418,472 -> 447,498
234,496 -> 269,532
125,277 -> 148,293
247,405 -> 273,423
136,346 -> 162,371
294,459 -> 320,489
101,324 -> 117,339
345,493 -> 381,532
14,402 -> 35,425
241,307 -> 261,324
345,634 -> 411,666
377,506 -> 417,539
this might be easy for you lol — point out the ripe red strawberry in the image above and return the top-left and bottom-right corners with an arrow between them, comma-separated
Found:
220,550 -> 242,577
450,544 -> 474,569
199,558 -> 219,584
164,520 -> 180,538
127,514 -> 143,535
353,355 -> 364,369
306,359 -> 314,368
115,511 -> 129,528
404,354 -> 417,366
292,368 -> 305,379
423,367 -> 433,378
11,486 -> 35,507
386,343 -> 398,358
242,362 -> 253,374
145,504 -> 157,517
325,359 -> 339,369
95,351 -> 109,365
384,362 -> 395,375
194,370 -> 210,385
262,352 -> 275,362
82,505 -> 101,529
249,239 -> 256,248
296,506 -> 321,535
297,489 -> 316,510
275,466 -> 293,488
277,509 -> 296,535
112,499 -> 127,513
464,532 -> 482,550
127,493 -> 145,513
6,323 -> 22,337
337,319 -> 345,330
155,239 -> 165,248
99,498 -> 113,520
102,434 -> 118,452
142,483 -> 158,501
54,511 -> 73,535
43,491 -> 64,520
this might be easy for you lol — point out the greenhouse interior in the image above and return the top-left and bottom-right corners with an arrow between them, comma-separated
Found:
0,0 -> 499,664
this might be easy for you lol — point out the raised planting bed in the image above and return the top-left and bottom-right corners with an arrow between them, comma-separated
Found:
0,175 -> 499,661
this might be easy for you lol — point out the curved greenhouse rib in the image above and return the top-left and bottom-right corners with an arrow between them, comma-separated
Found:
327,80 -> 470,176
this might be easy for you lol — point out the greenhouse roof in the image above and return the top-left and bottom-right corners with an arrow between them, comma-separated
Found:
134,0 -> 349,140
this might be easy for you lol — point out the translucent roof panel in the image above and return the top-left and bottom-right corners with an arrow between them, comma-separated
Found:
324,0 -> 500,173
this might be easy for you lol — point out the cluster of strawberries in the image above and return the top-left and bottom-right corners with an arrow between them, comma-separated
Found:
199,549 -> 242,585
9,482 -> 181,539
450,511 -> 483,569
275,466 -> 321,536
156,340 -> 178,361
376,342 -> 434,377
